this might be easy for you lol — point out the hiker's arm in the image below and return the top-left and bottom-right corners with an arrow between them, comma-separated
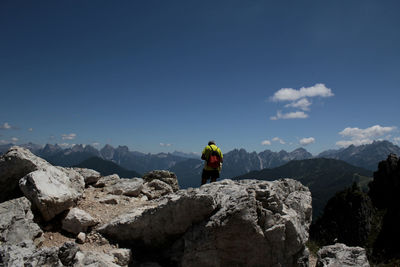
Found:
201,153 -> 206,160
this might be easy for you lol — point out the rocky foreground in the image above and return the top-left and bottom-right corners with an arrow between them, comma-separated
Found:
0,146 -> 369,266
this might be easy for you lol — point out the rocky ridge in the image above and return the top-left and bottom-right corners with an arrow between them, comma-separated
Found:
0,146 -> 369,266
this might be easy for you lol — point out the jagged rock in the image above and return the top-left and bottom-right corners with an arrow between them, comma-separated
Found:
93,174 -> 120,188
368,153 -> 400,260
71,167 -> 101,185
0,197 -> 42,245
142,170 -> 179,192
99,179 -> 312,266
0,146 -> 49,203
58,242 -> 79,266
73,251 -> 120,267
106,178 -> 144,197
19,166 -> 84,221
110,248 -> 132,266
141,179 -> 173,200
62,208 -> 98,235
55,166 -> 85,193
316,243 -> 370,267
0,240 -> 62,267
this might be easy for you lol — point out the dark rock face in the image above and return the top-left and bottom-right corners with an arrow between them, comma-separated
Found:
368,153 -> 400,261
316,243 -> 370,267
310,184 -> 375,247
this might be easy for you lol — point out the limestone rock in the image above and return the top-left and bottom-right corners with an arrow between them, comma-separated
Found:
141,179 -> 173,200
62,208 -> 98,235
0,197 -> 42,245
71,167 -> 101,185
0,240 -> 62,267
142,170 -> 179,192
106,178 -> 144,197
58,242 -> 79,266
73,251 -> 120,267
93,174 -> 120,188
19,167 -> 83,221
99,179 -> 312,266
110,248 -> 132,266
317,243 -> 370,267
0,146 -> 49,203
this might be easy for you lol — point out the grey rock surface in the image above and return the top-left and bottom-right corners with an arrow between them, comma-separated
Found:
94,174 -> 120,188
62,208 -> 98,235
100,178 -> 312,266
73,251 -> 120,267
19,167 -> 83,221
142,170 -> 179,192
0,146 -> 48,203
141,179 -> 173,200
110,248 -> 132,266
317,243 -> 370,267
58,242 -> 79,266
0,197 -> 42,245
71,167 -> 101,185
106,178 -> 144,197
0,240 -> 62,267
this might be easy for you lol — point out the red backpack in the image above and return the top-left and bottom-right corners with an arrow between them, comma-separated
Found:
208,145 -> 221,169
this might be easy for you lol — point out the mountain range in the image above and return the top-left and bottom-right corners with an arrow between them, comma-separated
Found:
235,158 -> 373,218
0,140 -> 399,188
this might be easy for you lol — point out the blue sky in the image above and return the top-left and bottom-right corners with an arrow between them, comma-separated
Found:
1,0 -> 399,155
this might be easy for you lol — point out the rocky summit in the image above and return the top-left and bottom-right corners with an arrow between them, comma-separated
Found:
0,146 -> 326,266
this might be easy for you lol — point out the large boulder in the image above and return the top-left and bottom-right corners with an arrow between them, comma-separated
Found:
316,243 -> 370,267
99,179 -> 312,266
141,179 -> 174,200
93,174 -> 121,188
0,146 -> 49,202
142,170 -> 179,192
19,166 -> 84,221
106,178 -> 144,197
0,146 -> 85,221
0,197 -> 42,245
70,167 -> 101,186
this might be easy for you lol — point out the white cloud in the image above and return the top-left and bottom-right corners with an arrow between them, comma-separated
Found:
28,128 -> 33,132
0,140 -> 7,144
0,122 -> 12,130
269,83 -> 333,120
271,83 -> 334,102
62,133 -> 77,140
270,111 -> 308,120
336,125 -> 397,147
261,140 -> 271,145
11,137 -> 18,143
339,125 -> 396,139
92,142 -> 100,147
160,143 -> 172,147
272,137 -> 286,144
284,98 -> 312,111
300,137 -> 315,146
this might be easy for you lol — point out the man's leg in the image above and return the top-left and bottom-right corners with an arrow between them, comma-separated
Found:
201,169 -> 209,185
210,170 -> 219,183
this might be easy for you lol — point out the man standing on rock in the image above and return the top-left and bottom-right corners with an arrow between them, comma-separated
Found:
201,141 -> 223,185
